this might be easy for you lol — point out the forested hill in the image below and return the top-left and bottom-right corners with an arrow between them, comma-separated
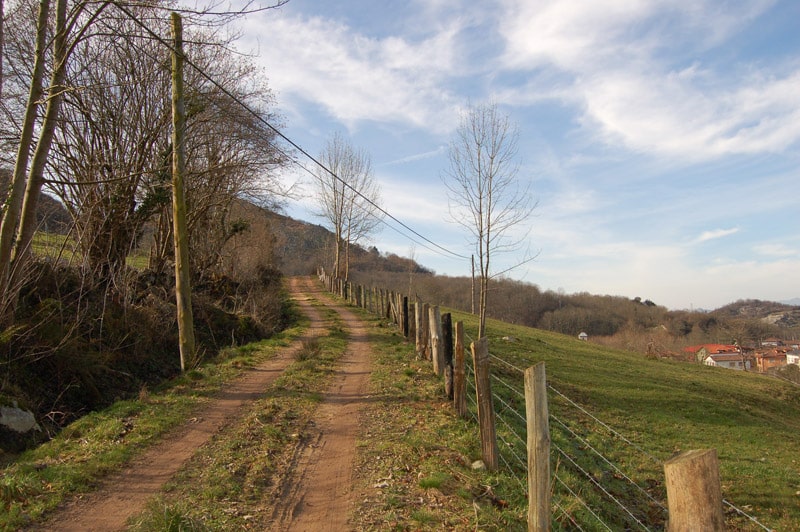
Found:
258,204 -> 800,350
248,204 -> 432,277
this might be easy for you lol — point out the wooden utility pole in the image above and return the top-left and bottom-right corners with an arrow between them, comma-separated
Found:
171,12 -> 195,371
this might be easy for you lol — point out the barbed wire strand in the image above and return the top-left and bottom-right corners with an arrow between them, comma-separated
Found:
553,473 -> 613,532
722,500 -> 773,532
548,384 -> 662,465
552,443 -> 652,532
554,500 -> 587,532
549,413 -> 667,511
489,352 -> 527,374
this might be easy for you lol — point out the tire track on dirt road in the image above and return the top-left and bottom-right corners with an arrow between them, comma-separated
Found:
268,281 -> 374,531
37,277 -> 326,531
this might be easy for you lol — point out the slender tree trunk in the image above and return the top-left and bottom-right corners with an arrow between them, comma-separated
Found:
0,0 -> 5,99
171,12 -> 196,371
11,0 -> 69,283
333,233 -> 342,278
0,0 -> 50,321
471,254 -> 475,315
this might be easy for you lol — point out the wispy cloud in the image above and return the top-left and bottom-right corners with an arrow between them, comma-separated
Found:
382,146 -> 447,166
752,243 -> 799,258
238,12 -> 463,133
495,0 -> 800,160
694,227 -> 740,243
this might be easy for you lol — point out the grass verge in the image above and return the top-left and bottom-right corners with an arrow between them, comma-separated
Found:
349,313 -> 527,531
0,317 -> 307,531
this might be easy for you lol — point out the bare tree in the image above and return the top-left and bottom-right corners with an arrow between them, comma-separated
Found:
313,132 -> 382,280
443,102 -> 536,338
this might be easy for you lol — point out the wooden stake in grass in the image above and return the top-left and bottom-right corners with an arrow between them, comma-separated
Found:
442,312 -> 454,399
453,321 -> 467,417
471,337 -> 498,470
664,449 -> 725,532
525,362 -> 550,531
429,306 -> 443,376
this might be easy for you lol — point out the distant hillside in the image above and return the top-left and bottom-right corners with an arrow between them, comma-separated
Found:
240,204 -> 432,277
0,168 -> 71,234
713,299 -> 800,328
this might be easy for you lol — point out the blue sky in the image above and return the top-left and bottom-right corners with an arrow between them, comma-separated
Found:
230,0 -> 800,310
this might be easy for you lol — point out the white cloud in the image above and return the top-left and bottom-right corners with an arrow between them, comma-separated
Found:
752,243 -> 799,258
494,0 -> 800,160
237,12 -> 463,133
694,228 -> 740,243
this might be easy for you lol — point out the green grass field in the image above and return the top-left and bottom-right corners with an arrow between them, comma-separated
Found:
445,308 -> 800,530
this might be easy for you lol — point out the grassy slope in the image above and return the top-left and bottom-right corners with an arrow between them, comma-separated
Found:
447,308 -> 800,530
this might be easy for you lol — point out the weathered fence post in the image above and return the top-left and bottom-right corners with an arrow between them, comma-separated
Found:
453,321 -> 467,417
414,299 -> 424,358
442,313 -> 454,398
471,338 -> 498,470
525,362 -> 550,531
422,303 -> 431,361
397,293 -> 403,328
402,296 -> 409,339
429,306 -> 443,375
408,301 -> 416,338
664,449 -> 725,532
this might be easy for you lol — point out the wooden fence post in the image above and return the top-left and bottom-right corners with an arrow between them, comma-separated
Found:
525,362 -> 550,531
397,293 -> 403,328
414,299 -> 423,358
664,449 -> 725,532
471,338 -> 498,470
402,296 -> 409,339
454,321 -> 467,417
422,303 -> 431,361
429,306 -> 443,376
442,313 -> 454,398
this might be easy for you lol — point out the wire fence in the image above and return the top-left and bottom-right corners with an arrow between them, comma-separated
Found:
322,275 -> 774,531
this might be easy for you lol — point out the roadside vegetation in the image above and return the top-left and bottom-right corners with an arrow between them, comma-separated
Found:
0,319 -> 307,531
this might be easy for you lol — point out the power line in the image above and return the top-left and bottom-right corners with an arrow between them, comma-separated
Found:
114,3 -> 470,262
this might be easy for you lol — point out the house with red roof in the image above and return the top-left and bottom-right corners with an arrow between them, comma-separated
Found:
754,349 -> 787,373
682,344 -> 750,370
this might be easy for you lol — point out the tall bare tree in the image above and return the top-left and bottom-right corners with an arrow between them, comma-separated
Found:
444,102 -> 536,338
313,132 -> 382,280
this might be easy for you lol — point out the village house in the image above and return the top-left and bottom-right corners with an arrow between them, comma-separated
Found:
754,349 -> 787,373
704,352 -> 750,370
683,344 -> 751,370
683,344 -> 739,363
761,337 -> 784,348
785,349 -> 800,366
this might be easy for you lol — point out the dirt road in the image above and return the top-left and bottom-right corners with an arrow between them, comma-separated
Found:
268,286 -> 373,531
39,276 -> 371,531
